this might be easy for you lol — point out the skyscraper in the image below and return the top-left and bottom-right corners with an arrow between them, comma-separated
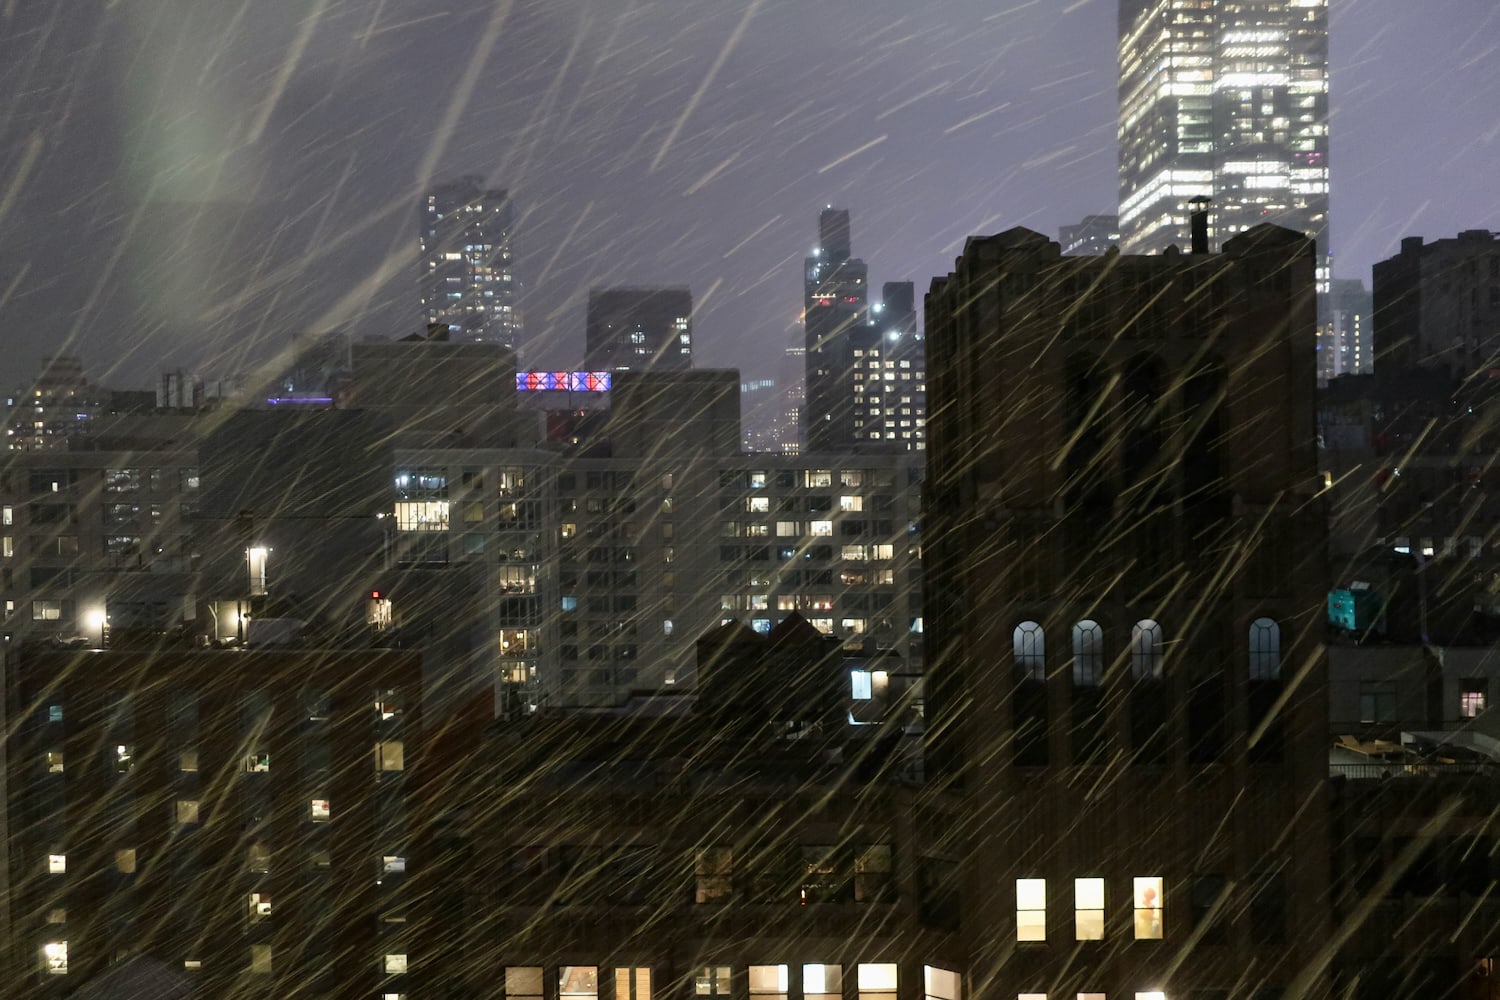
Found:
803,208 -> 869,453
1118,0 -> 1329,275
419,176 -> 521,349
584,287 -> 693,372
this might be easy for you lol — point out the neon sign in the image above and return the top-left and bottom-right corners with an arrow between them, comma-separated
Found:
516,371 -> 612,392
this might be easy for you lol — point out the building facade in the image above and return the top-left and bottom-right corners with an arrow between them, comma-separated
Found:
1316,278 -> 1372,382
1058,215 -> 1121,257
804,210 -> 870,454
1118,0 -> 1329,278
5,357 -> 108,453
585,288 -> 694,373
420,176 -> 522,349
1372,229 -> 1500,376
925,223 -> 1330,997
3,647 -> 433,998
803,213 -> 925,454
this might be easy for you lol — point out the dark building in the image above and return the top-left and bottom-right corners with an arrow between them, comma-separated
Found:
420,177 -> 521,349
3,646 -> 443,997
1373,229 -> 1500,376
585,288 -> 694,373
925,222 -> 1330,997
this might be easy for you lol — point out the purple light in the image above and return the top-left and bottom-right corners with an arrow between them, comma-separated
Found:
266,397 -> 334,405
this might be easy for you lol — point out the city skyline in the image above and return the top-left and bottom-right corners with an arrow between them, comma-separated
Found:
0,0 -> 1495,393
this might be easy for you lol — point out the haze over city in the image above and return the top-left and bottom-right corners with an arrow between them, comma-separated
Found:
0,0 -> 1496,391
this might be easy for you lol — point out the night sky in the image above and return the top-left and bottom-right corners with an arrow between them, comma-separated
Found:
0,0 -> 1496,394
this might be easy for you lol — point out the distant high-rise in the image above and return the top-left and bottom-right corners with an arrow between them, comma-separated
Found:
1317,278 -> 1372,382
853,281 -> 926,450
1059,214 -> 1120,256
5,355 -> 106,452
419,177 -> 521,349
803,209 -> 869,452
585,287 -> 693,372
1118,0 -> 1329,278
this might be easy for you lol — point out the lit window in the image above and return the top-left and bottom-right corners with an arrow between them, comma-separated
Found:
858,964 -> 897,1000
384,954 -> 408,975
811,520 -> 833,536
48,854 -> 66,874
747,496 -> 770,513
1072,621 -> 1103,687
561,968 -> 599,1000
249,892 -> 272,920
248,843 -> 270,874
310,799 -> 331,822
46,750 -> 63,773
1132,620 -> 1164,680
1461,680 -> 1487,718
923,967 -> 961,1000
250,944 -> 272,975
696,967 -> 732,998
1249,618 -> 1280,680
1075,877 -> 1104,939
1017,878 -> 1046,940
1135,994 -> 1166,1000
840,495 -> 863,512
176,800 -> 200,825
116,849 -> 137,874
1014,623 -> 1046,682
376,741 -> 405,771
617,968 -> 652,1000
245,752 -> 270,772
507,967 -> 545,1000
750,965 -> 788,1000
42,941 -> 67,975
1134,876 -> 1164,939
851,670 -> 873,700
804,965 -> 842,1000
1019,995 -> 1047,1000
805,470 -> 833,487
179,750 -> 198,772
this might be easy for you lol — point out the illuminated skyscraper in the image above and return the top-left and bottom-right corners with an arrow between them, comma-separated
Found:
1118,0 -> 1329,279
803,209 -> 868,452
420,177 -> 522,349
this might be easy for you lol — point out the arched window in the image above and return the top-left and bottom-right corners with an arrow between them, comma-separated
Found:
1249,617 -> 1280,681
1131,619 -> 1164,680
1013,622 -> 1045,682
1072,620 -> 1103,687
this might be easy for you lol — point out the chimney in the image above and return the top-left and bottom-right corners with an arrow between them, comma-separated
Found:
1189,197 -> 1211,255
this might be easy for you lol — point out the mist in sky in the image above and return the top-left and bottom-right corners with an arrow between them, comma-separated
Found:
0,0 -> 1495,390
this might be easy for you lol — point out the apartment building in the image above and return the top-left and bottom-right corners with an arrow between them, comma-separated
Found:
3,647 -> 439,997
